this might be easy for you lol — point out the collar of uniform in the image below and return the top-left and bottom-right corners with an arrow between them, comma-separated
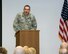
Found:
22,12 -> 31,18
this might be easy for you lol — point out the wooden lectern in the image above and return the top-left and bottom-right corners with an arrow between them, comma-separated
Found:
15,30 -> 39,54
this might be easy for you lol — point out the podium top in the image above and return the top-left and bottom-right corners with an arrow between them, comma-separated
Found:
15,30 -> 40,35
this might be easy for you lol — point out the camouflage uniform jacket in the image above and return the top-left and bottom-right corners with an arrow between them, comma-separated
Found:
13,12 -> 37,32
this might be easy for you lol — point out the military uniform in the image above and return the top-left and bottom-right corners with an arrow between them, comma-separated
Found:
13,12 -> 37,32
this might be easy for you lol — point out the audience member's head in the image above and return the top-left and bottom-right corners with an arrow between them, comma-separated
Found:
24,46 -> 29,50
59,42 -> 68,54
59,48 -> 68,54
0,47 -> 7,54
28,47 -> 36,54
23,46 -> 29,54
13,46 -> 36,54
60,42 -> 68,49
14,46 -> 25,54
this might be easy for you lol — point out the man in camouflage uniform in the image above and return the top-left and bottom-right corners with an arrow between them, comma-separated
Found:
13,5 -> 37,32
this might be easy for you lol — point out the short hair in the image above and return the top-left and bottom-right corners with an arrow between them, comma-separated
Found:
24,5 -> 30,10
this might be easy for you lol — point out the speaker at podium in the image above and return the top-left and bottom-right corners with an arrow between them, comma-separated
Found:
15,30 -> 40,54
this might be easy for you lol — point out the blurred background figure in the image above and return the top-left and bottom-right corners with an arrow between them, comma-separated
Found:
14,46 -> 25,54
59,42 -> 68,54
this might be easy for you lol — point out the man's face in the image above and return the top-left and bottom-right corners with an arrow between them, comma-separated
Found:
24,6 -> 30,15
